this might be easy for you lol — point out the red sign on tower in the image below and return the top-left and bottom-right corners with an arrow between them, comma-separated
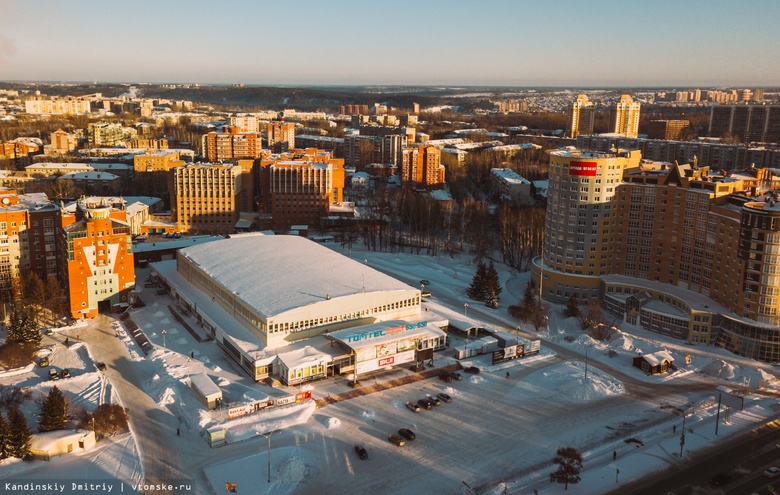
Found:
569,161 -> 598,176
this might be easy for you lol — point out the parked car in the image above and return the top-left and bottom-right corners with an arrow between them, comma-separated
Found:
60,368 -> 71,379
38,356 -> 49,367
464,366 -> 481,374
418,398 -> 434,410
387,434 -> 405,447
426,394 -> 441,406
48,368 -> 59,381
450,371 -> 463,381
764,466 -> 780,478
95,362 -> 107,372
439,373 -> 452,383
406,401 -> 421,413
437,392 -> 453,403
354,445 -> 368,460
710,473 -> 731,486
421,291 -> 432,298
398,428 -> 416,441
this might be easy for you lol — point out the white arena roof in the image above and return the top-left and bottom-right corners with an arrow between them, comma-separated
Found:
178,233 -> 415,318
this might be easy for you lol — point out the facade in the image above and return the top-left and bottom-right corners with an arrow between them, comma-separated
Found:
171,162 -> 252,235
49,129 -> 78,154
151,234 -> 433,383
608,95 -> 641,138
259,148 -> 345,229
230,114 -> 261,133
400,145 -> 445,189
645,120 -> 689,141
60,198 -> 135,319
708,104 -> 780,144
566,94 -> 595,138
490,168 -> 533,205
25,97 -> 91,115
267,122 -> 296,152
25,163 -> 94,178
0,191 -> 32,299
201,128 -> 263,162
87,123 -> 137,147
57,172 -> 121,195
534,147 -> 780,362
1,138 -> 42,166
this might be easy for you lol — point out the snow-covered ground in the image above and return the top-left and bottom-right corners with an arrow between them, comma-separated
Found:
1,242 -> 779,495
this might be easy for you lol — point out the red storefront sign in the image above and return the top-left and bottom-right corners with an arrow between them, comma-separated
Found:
569,161 -> 597,176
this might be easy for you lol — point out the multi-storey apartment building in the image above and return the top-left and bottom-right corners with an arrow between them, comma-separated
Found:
533,147 -> 780,362
230,114 -> 261,133
267,122 -> 295,153
171,162 -> 253,235
87,123 -> 137,147
400,145 -> 445,189
25,97 -> 91,115
49,129 -> 79,154
201,128 -> 263,162
566,94 -> 595,138
60,198 -> 135,319
708,104 -> 780,144
608,95 -> 641,138
259,149 -> 345,229
490,169 -> 533,205
645,120 -> 689,141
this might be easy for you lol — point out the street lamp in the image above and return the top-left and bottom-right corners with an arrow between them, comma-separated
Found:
162,329 -> 167,349
464,302 -> 468,317
515,326 -> 520,345
261,431 -> 274,483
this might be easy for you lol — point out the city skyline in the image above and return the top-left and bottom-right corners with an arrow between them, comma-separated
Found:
1,0 -> 779,87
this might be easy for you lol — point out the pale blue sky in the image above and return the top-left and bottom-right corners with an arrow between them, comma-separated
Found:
1,0 -> 777,87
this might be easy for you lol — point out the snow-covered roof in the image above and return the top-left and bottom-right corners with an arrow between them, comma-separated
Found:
30,430 -> 91,451
276,345 -> 332,369
177,234 -> 415,318
60,172 -> 119,180
328,319 -> 445,350
190,372 -> 222,399
639,350 -> 674,366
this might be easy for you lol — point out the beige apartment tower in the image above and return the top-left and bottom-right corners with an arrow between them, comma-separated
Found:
566,94 -> 595,138
609,94 -> 641,138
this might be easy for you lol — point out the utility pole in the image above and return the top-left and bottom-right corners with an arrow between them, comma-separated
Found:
679,411 -> 687,457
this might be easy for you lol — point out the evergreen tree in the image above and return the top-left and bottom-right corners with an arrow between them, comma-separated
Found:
485,260 -> 502,301
38,386 -> 68,432
563,294 -> 580,318
7,305 -> 41,346
43,276 -> 67,319
466,260 -> 488,301
0,411 -> 7,460
6,405 -> 32,459
509,281 -> 537,323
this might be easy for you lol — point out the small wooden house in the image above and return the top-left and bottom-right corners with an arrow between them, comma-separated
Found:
633,351 -> 674,375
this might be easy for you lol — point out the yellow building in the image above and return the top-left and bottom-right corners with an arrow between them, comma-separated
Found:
267,122 -> 296,152
609,94 -> 641,138
566,94 -> 595,138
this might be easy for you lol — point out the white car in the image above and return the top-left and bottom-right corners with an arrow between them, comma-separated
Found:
764,466 -> 780,478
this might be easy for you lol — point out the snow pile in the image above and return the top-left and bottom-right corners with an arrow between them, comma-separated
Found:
360,409 -> 376,420
528,361 -> 625,402
701,359 -> 736,380
324,417 -> 341,429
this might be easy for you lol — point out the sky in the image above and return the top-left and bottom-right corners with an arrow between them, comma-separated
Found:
0,0 -> 778,88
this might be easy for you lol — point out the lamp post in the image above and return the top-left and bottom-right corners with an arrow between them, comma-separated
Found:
464,302 -> 468,317
262,431 -> 273,483
162,329 -> 167,349
679,410 -> 687,457
515,326 -> 520,345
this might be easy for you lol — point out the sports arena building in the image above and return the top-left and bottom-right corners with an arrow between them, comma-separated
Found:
151,233 -> 447,384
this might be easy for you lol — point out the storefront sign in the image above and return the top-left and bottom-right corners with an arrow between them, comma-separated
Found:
345,321 -> 428,344
296,391 -> 312,401
569,160 -> 598,176
228,405 -> 251,419
356,349 -> 415,374
275,395 -> 296,406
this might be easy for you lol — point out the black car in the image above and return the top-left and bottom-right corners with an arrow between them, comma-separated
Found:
710,473 -> 731,486
354,445 -> 368,460
96,362 -> 107,372
398,428 -> 416,441
426,395 -> 441,406
450,372 -> 463,381
437,392 -> 453,403
418,398 -> 433,410
439,373 -> 452,383
60,368 -> 71,379
464,366 -> 480,374
387,434 -> 405,446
